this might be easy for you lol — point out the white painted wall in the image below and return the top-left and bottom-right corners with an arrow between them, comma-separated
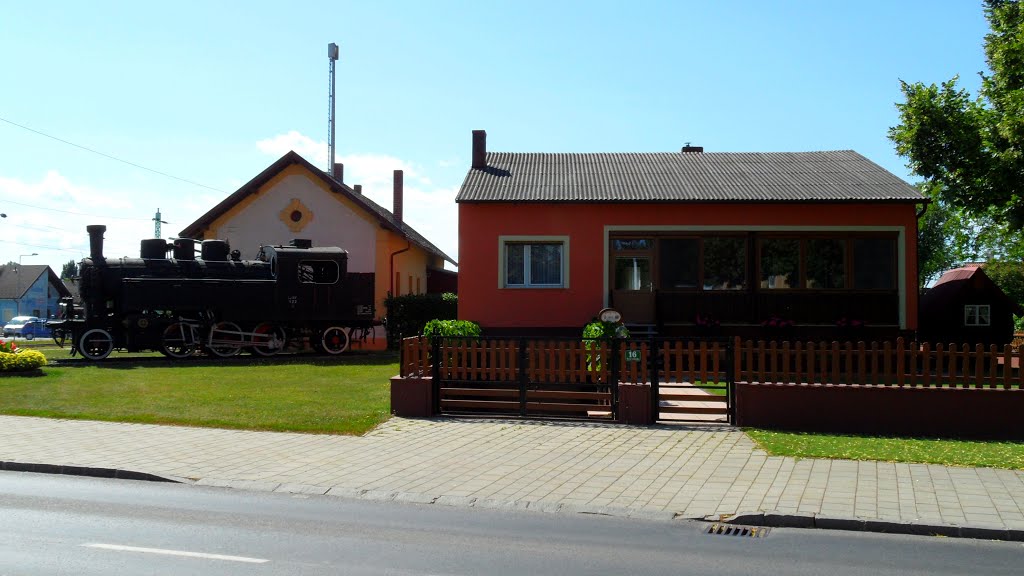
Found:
212,174 -> 377,273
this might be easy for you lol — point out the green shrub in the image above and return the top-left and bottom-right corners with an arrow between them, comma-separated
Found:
384,292 -> 458,349
583,320 -> 629,341
583,321 -> 629,371
0,349 -> 47,372
422,319 -> 482,342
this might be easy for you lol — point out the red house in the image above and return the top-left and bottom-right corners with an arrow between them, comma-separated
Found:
456,131 -> 926,340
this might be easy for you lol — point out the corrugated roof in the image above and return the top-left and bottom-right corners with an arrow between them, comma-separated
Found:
180,151 -> 455,266
456,150 -> 924,203
932,265 -> 982,287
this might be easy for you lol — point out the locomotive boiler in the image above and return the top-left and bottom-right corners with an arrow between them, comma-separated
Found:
50,225 -> 377,360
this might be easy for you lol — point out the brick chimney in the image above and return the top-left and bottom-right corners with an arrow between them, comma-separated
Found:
393,170 -> 403,224
472,130 -> 486,169
353,184 -> 362,195
332,162 -> 344,182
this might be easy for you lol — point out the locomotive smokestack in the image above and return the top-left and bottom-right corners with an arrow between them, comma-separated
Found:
393,169 -> 403,224
87,225 -> 106,260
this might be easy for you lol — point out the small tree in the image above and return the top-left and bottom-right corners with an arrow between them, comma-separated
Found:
61,259 -> 79,279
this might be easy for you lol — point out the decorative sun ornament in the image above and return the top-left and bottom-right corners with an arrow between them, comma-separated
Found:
280,198 -> 313,233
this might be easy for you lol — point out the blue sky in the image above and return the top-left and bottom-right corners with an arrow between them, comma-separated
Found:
0,1 -> 990,272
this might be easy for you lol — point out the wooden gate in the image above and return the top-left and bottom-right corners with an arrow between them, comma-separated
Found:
432,338 -> 616,420
401,336 -> 734,423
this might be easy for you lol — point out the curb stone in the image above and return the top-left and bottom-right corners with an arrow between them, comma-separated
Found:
6,459 -> 1023,542
1,460 -> 182,484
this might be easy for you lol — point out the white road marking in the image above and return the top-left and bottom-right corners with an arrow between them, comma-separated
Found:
81,543 -> 269,563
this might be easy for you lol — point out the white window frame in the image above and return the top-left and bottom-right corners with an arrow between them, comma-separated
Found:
498,236 -> 570,289
964,304 -> 991,327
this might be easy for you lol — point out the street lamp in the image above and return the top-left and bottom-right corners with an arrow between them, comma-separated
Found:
16,253 -> 38,318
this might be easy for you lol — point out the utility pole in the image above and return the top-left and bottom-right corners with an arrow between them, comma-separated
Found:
327,42 -> 339,172
153,208 -> 168,238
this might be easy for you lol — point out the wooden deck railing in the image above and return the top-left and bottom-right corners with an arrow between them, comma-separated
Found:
735,337 -> 1022,388
402,336 -> 1023,389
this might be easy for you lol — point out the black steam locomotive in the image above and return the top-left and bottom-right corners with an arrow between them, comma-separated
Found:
50,225 -> 377,360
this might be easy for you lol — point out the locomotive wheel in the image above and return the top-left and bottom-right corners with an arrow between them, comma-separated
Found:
319,326 -> 350,355
79,328 -> 114,361
250,323 -> 286,356
207,321 -> 244,357
161,322 -> 198,359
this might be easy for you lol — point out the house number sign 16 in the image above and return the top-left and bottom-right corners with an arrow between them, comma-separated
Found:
625,349 -> 641,363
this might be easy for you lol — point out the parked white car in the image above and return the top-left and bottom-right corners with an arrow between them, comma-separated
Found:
3,316 -> 40,338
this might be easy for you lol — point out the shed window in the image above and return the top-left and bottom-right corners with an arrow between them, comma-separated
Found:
965,304 -> 991,327
298,260 -> 340,284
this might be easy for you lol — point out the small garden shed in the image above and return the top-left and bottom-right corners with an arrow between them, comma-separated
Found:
918,265 -> 1023,346
455,131 -> 926,340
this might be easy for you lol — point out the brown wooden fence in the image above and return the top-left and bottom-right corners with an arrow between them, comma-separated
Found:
734,337 -> 1022,388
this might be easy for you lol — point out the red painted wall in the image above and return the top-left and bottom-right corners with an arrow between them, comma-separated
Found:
458,202 -> 920,330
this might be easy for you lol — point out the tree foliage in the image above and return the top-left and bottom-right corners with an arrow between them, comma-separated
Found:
891,0 -> 1024,229
60,259 -> 79,279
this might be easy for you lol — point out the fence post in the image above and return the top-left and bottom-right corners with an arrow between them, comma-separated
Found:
518,338 -> 528,417
726,337 -> 736,424
611,337 -> 622,411
431,337 -> 441,414
648,335 -> 659,420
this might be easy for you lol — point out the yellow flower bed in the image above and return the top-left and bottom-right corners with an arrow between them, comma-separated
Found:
0,349 -> 47,372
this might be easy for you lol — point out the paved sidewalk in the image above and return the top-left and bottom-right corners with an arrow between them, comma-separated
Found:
1,415 -> 1023,539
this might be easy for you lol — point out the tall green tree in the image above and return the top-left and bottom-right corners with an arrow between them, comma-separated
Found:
60,259 -> 79,279
890,0 -> 1024,229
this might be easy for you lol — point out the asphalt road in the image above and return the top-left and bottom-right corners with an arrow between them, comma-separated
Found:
0,471 -> 1020,575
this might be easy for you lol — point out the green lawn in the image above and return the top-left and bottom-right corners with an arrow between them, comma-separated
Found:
0,354 -> 396,435
746,429 -> 1024,470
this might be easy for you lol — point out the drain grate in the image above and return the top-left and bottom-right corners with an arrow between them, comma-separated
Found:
706,523 -> 770,538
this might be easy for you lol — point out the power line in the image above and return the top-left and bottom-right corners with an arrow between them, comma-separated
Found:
0,116 -> 228,194
1,198 -> 161,222
0,239 -> 83,253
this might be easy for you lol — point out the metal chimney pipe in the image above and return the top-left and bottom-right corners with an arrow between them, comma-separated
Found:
87,225 -> 106,260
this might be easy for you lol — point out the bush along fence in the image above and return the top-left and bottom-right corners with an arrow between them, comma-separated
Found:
393,335 -> 1024,438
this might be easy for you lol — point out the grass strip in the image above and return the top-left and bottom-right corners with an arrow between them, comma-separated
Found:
746,428 -> 1024,470
0,357 -> 395,435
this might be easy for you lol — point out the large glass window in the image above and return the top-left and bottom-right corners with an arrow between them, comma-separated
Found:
806,239 -> 845,289
703,237 -> 746,290
615,257 -> 651,290
853,238 -> 896,289
505,242 -> 564,287
659,238 -> 699,289
760,238 -> 800,289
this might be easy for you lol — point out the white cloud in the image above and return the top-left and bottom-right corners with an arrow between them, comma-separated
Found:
255,131 -> 460,267
0,171 -> 154,271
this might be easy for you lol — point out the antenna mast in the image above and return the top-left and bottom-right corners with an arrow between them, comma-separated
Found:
153,208 -> 168,238
327,42 -> 340,172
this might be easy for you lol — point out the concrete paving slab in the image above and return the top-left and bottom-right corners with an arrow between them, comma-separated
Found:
2,415 -> 1024,540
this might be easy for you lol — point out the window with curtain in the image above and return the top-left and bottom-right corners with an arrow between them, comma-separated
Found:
504,242 -> 564,287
